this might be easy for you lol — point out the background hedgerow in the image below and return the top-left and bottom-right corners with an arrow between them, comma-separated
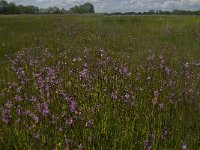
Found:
0,15 -> 200,149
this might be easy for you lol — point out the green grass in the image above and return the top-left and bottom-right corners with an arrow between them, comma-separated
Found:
0,14 -> 200,150
0,15 -> 200,57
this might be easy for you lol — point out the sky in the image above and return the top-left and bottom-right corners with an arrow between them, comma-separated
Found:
6,0 -> 200,13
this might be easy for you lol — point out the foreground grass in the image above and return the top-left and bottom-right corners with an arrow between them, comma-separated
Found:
0,15 -> 200,149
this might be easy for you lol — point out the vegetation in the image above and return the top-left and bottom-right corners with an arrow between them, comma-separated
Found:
69,3 -> 95,14
0,15 -> 200,149
0,0 -> 200,15
0,0 -> 94,14
106,9 -> 200,16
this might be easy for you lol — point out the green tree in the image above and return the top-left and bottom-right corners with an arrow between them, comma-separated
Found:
0,0 -> 8,14
79,2 -> 94,13
69,5 -> 80,13
8,2 -> 17,14
69,2 -> 95,14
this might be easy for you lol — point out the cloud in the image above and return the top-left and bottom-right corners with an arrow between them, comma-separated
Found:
6,0 -> 200,12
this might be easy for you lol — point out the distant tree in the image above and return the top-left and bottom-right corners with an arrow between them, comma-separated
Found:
0,0 -> 8,14
149,9 -> 155,14
79,2 -> 94,13
69,5 -> 79,13
69,2 -> 95,14
8,2 -> 17,14
46,6 -> 62,14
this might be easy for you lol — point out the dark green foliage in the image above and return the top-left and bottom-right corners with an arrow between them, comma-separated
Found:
0,0 -> 38,14
69,2 -> 95,14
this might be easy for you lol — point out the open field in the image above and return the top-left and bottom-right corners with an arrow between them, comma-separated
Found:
0,15 -> 200,149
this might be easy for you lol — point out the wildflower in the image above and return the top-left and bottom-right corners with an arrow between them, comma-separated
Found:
124,93 -> 132,104
29,59 -> 34,67
32,114 -> 39,123
16,105 -> 21,115
78,144 -> 83,150
144,140 -> 152,150
159,103 -> 164,109
14,95 -> 22,101
118,65 -> 131,77
111,91 -> 118,100
59,127 -> 63,132
86,119 -> 94,128
184,62 -> 189,68
153,90 -> 159,97
37,102 -> 49,116
67,97 -> 77,113
65,117 -> 73,125
182,144 -> 189,150
5,100 -> 12,109
34,132 -> 40,139
161,128 -> 167,140
125,93 -> 130,100
51,114 -> 56,124
2,108 -> 11,123
151,97 -> 158,106
80,68 -> 89,79
64,145 -> 69,150
97,101 -> 102,110
146,76 -> 151,81
29,96 -> 37,103
73,57 -> 81,62
98,60 -> 104,66
98,49 -> 104,58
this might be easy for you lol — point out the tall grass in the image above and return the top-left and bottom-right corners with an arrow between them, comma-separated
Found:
0,15 -> 200,149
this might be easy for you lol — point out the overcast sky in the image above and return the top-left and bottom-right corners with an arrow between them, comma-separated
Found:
6,0 -> 200,12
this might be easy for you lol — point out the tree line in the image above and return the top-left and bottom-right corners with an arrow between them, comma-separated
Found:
0,0 -> 94,14
106,9 -> 200,16
1,0 -> 200,15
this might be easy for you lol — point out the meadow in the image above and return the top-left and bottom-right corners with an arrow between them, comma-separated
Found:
0,14 -> 200,149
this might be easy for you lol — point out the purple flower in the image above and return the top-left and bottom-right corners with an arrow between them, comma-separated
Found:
61,112 -> 66,117
97,101 -> 102,110
98,49 -> 104,58
161,128 -> 167,140
159,103 -> 164,109
118,65 -> 131,77
144,140 -> 152,150
98,60 -> 105,66
16,105 -> 21,115
111,91 -> 118,100
86,119 -> 94,128
29,96 -> 37,103
67,97 -> 77,113
14,95 -> 22,101
65,117 -> 73,125
73,57 -> 82,62
37,102 -> 49,116
78,144 -> 83,150
182,144 -> 189,150
80,68 -> 89,79
64,145 -> 69,150
32,114 -> 39,123
2,108 -> 11,123
34,132 -> 40,139
5,100 -> 12,109
153,90 -> 159,97
59,127 -> 63,132
24,110 -> 39,123
29,59 -> 34,67
51,114 -> 57,124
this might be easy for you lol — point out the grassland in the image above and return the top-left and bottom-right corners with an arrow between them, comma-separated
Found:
0,15 -> 200,149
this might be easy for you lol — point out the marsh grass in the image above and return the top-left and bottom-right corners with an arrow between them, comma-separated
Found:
0,15 -> 200,149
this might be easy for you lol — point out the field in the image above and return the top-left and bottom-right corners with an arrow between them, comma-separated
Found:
0,15 -> 200,149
